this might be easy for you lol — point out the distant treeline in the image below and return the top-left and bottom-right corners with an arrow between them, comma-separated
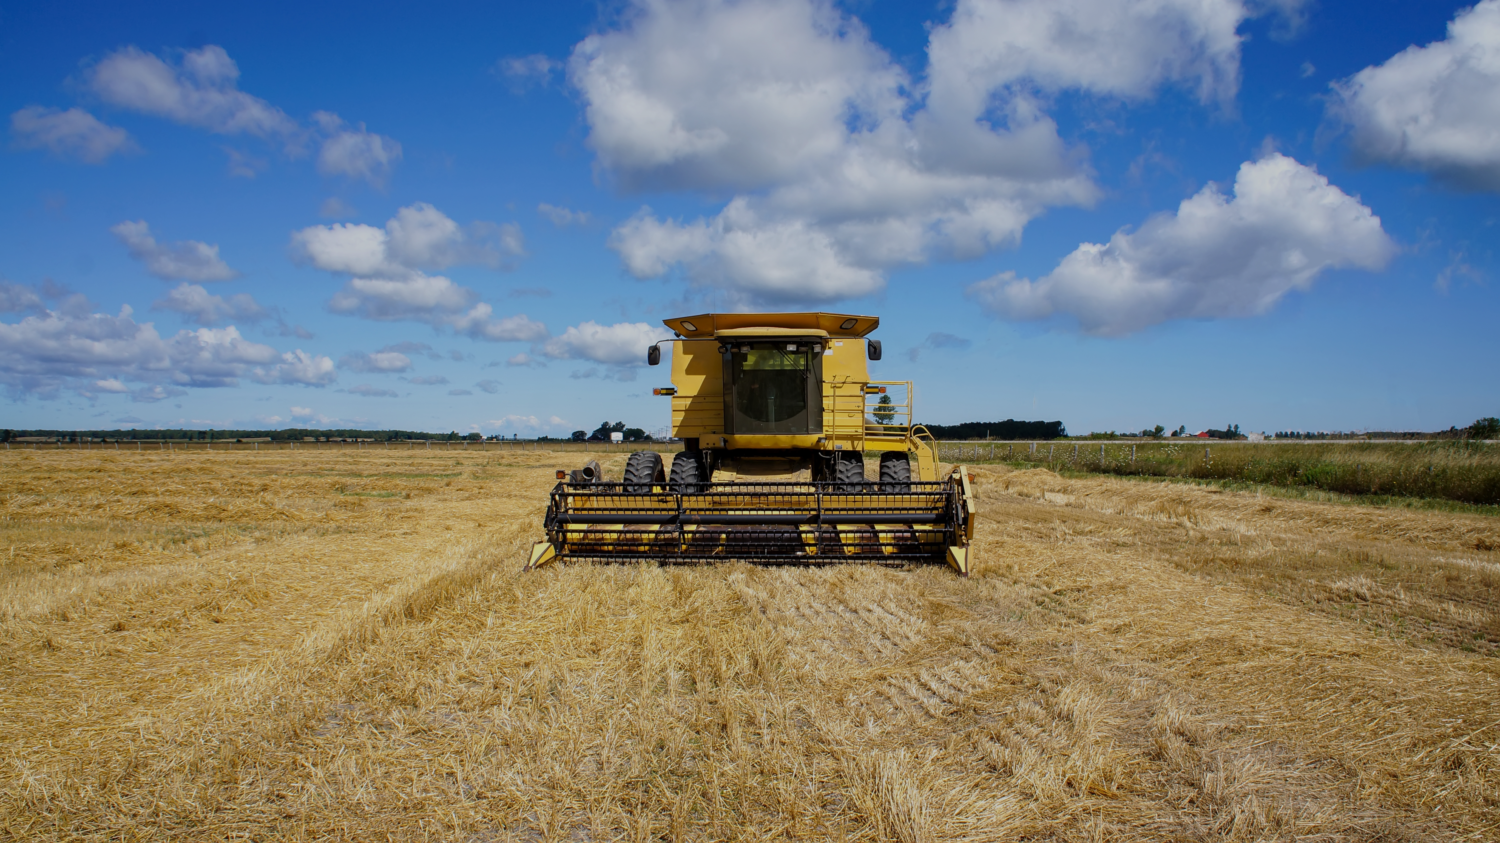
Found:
3,428 -> 500,443
1275,423 -> 1498,440
919,420 -> 1067,441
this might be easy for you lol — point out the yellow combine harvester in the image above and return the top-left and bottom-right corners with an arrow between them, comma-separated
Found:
527,312 -> 977,574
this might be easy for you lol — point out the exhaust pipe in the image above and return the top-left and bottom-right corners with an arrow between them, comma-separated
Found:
578,459 -> 603,483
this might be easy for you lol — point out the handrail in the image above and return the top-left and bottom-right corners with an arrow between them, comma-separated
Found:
820,379 -> 917,450
865,381 -> 912,434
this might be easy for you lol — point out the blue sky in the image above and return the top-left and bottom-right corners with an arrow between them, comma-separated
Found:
2,0 -> 1496,437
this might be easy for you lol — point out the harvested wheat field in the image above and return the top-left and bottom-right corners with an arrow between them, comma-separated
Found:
2,450 -> 1498,841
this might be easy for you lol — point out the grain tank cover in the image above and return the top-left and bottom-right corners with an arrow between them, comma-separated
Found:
664,312 -> 879,338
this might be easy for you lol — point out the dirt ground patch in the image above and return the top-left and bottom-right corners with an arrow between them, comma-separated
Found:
2,451 -> 1496,840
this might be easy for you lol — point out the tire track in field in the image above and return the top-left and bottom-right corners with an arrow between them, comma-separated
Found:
730,566 -> 1013,727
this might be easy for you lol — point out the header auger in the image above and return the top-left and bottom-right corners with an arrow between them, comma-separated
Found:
527,312 -> 977,574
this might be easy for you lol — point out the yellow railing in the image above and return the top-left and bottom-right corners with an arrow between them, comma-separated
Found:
821,380 -> 914,449
864,381 -> 912,437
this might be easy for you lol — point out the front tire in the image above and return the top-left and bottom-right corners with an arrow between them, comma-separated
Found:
623,451 -> 665,493
879,452 -> 912,492
669,451 -> 706,493
834,453 -> 868,492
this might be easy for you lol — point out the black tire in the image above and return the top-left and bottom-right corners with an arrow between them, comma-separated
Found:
834,453 -> 867,492
879,452 -> 912,493
623,451 -> 665,493
669,451 -> 705,493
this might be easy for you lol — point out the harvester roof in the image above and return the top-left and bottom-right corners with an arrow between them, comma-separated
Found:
663,312 -> 879,339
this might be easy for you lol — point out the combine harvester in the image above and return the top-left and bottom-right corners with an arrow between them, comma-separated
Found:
527,312 -> 976,574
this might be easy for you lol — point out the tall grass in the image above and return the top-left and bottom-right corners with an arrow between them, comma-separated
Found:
942,440 -> 1500,506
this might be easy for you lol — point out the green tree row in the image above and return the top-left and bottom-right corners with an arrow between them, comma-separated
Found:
6,428 -> 491,443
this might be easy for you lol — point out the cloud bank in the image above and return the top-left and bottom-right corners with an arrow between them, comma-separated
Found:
1330,0 -> 1500,191
968,154 -> 1393,335
576,0 -> 1304,306
0,300 -> 335,398
289,202 -> 667,368
540,321 -> 672,367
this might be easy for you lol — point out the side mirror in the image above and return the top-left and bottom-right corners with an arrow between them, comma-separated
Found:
867,339 -> 882,361
647,345 -> 661,366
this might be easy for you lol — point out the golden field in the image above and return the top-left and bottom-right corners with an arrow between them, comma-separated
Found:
2,450 -> 1498,841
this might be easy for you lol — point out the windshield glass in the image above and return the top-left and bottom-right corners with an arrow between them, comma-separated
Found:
731,348 -> 808,426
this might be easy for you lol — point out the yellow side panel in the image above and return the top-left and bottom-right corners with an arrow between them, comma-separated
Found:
820,339 -> 869,441
670,339 -> 723,438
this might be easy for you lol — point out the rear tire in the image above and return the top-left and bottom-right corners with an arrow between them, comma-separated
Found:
669,451 -> 705,493
834,453 -> 867,492
623,451 -> 665,493
879,452 -> 912,492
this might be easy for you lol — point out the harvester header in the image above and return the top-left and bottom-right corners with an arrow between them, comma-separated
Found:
528,311 -> 976,575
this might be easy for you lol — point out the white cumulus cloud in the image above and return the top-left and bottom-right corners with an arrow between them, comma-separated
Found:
166,325 -> 281,387
0,307 -> 170,394
294,203 -> 540,337
572,0 -> 906,192
968,154 -> 1395,336
1329,0 -> 1500,191
87,45 -> 298,138
925,0 -> 1251,123
293,203 -> 524,277
327,274 -> 477,321
292,221 -> 390,276
611,202 -> 886,301
152,283 -> 266,325
0,302 -> 330,398
317,118 -> 404,187
0,282 -> 47,314
93,378 -> 129,393
541,321 -> 673,367
577,0 -> 1301,306
113,221 -> 238,282
450,304 -> 549,343
10,106 -> 137,163
83,45 -> 402,182
256,349 -> 337,386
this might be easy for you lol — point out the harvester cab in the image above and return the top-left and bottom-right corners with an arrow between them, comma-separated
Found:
528,312 -> 977,574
